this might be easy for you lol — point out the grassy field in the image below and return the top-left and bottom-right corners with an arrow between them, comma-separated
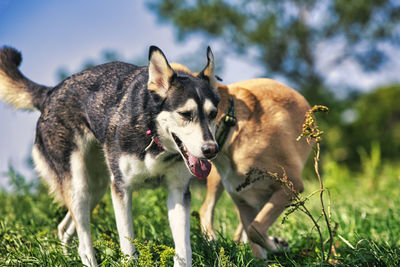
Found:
1,147 -> 400,266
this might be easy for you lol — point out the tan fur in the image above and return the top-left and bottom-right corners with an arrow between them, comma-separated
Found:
200,78 -> 312,257
0,69 -> 35,110
170,62 -> 192,74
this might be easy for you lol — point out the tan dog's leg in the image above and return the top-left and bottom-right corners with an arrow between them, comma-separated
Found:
233,200 -> 267,259
200,167 -> 249,243
247,188 -> 291,253
233,221 -> 243,242
233,220 -> 249,243
199,167 -> 224,240
247,175 -> 303,253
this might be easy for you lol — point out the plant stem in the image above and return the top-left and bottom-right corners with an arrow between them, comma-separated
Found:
300,202 -> 325,262
315,142 -> 334,262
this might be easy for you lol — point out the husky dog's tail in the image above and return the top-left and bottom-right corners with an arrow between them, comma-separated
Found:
0,46 -> 50,111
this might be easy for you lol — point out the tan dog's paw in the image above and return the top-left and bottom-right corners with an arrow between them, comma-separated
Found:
247,225 -> 290,253
268,236 -> 290,252
203,230 -> 217,241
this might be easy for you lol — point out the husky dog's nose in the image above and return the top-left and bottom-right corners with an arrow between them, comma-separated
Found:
201,143 -> 219,159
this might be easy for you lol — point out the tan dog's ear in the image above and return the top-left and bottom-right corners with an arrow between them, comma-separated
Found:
199,47 -> 217,91
148,46 -> 175,99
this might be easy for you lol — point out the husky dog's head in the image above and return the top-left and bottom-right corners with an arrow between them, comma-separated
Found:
147,46 -> 220,178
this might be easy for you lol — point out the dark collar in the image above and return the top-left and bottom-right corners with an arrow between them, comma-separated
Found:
215,97 -> 236,148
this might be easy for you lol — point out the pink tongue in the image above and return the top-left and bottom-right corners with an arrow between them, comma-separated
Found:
188,152 -> 212,179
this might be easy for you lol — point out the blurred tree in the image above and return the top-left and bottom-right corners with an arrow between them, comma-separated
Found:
349,84 -> 400,161
323,84 -> 400,165
147,0 -> 399,106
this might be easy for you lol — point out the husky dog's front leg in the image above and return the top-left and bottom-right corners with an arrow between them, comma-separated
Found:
167,185 -> 192,267
110,178 -> 136,258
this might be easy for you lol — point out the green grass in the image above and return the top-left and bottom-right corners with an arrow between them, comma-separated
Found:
1,154 -> 400,266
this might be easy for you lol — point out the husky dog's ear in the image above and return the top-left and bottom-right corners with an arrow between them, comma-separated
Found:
148,46 -> 175,99
199,46 -> 217,91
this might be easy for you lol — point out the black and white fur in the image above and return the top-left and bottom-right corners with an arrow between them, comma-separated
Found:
0,46 -> 220,266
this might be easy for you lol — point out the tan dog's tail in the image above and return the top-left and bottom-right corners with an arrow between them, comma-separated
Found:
0,46 -> 50,111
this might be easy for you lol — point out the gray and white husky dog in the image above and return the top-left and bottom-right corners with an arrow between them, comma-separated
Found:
0,45 -> 220,266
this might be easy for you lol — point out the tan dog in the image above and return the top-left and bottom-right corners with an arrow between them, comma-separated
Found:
199,78 -> 312,258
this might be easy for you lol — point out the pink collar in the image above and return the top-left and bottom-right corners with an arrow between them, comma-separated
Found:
144,129 -> 163,151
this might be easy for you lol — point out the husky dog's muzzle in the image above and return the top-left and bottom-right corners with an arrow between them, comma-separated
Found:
172,133 -> 218,179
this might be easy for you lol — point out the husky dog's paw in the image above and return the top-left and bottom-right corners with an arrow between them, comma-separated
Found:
247,225 -> 290,253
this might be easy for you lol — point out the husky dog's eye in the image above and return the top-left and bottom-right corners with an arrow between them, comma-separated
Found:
208,110 -> 218,120
179,111 -> 193,121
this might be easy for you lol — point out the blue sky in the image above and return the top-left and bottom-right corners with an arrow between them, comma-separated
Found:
0,0 -> 399,187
